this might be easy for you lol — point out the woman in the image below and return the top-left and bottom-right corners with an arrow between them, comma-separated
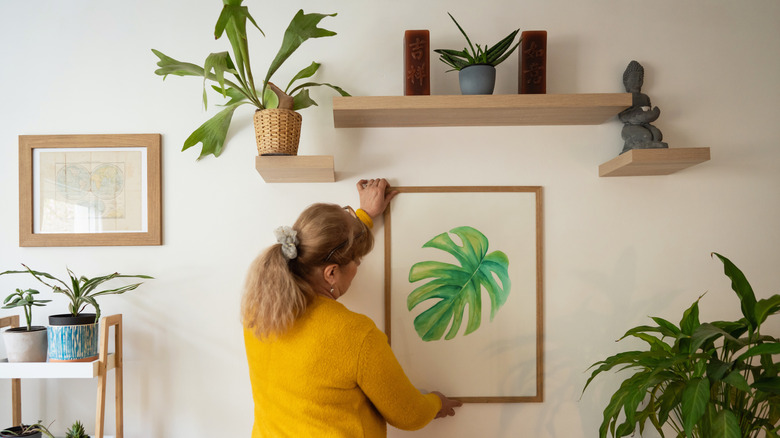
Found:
241,178 -> 462,437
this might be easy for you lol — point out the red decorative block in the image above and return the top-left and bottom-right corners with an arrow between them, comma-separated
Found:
404,30 -> 430,95
519,30 -> 547,94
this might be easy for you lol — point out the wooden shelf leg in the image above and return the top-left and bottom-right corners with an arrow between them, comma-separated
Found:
95,314 -> 122,438
115,317 -> 123,438
11,378 -> 21,426
1,316 -> 21,426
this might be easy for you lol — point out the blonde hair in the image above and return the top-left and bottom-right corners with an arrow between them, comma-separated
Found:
241,203 -> 374,338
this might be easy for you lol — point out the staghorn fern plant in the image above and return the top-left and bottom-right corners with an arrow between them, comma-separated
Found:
582,253 -> 780,438
152,0 -> 349,160
408,226 -> 511,341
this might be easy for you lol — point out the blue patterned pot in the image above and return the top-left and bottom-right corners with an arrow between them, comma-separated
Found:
47,313 -> 99,362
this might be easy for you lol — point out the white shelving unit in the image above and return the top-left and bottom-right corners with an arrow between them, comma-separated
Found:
0,314 -> 123,438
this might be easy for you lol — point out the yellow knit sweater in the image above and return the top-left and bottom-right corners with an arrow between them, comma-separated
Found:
244,295 -> 441,437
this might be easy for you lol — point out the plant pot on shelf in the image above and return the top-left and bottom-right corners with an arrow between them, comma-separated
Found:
0,426 -> 42,438
458,64 -> 496,95
2,326 -> 47,362
47,313 -> 99,362
253,108 -> 303,156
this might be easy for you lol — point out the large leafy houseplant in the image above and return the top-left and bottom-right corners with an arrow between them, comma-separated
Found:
434,13 -> 521,72
0,265 -> 152,323
583,253 -> 780,438
152,0 -> 349,159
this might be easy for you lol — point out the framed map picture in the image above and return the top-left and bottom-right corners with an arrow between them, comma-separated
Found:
18,134 -> 162,247
384,186 -> 543,402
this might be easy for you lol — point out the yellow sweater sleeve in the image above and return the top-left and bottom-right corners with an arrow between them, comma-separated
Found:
356,327 -> 441,431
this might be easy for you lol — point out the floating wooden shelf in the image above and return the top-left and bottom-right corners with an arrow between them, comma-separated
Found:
599,148 -> 711,177
255,155 -> 335,183
332,93 -> 632,128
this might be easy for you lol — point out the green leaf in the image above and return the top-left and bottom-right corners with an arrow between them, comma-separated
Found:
651,316 -> 682,337
680,297 -> 702,335
690,323 -> 731,353
285,62 -> 320,93
203,51 -> 238,108
658,380 -> 685,425
709,409 -> 741,438
292,89 -> 316,111
262,87 -> 279,110
214,2 -> 262,95
262,10 -> 338,106
407,226 -> 510,341
211,86 -> 248,106
723,369 -> 752,393
738,343 -> 780,362
681,378 -> 710,436
753,377 -> 780,395
152,49 -> 206,78
755,294 -> 780,327
713,252 -> 758,329
182,103 -> 245,159
445,13 -> 477,62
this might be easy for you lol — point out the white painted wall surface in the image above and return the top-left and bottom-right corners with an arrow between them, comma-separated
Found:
1,0 -> 779,436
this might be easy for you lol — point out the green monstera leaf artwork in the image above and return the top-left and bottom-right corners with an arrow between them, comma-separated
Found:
408,226 -> 511,341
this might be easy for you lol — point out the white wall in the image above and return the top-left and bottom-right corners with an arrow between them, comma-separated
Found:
1,0 -> 779,437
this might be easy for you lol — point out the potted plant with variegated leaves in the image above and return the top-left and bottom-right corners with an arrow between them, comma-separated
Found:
0,264 -> 151,362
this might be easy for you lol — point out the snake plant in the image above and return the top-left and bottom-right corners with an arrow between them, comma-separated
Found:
152,0 -> 349,160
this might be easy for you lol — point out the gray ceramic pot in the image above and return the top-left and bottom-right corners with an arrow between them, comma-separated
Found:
2,326 -> 48,362
458,64 -> 496,95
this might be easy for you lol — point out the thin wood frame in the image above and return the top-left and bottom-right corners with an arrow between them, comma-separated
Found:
18,134 -> 162,247
384,186 -> 544,403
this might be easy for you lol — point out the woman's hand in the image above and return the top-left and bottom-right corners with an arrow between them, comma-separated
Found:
357,178 -> 398,218
432,391 -> 463,419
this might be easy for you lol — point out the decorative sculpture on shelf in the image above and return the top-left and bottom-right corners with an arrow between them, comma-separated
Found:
618,60 -> 668,154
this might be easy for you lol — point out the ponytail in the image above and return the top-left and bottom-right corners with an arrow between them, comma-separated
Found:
240,203 -> 374,338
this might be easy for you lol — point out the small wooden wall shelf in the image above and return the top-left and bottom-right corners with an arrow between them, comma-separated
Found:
332,93 -> 632,128
599,148 -> 711,177
255,155 -> 335,183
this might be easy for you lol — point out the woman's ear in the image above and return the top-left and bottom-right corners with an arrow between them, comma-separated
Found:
322,263 -> 339,284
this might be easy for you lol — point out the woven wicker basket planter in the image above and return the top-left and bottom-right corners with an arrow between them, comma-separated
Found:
253,108 -> 303,156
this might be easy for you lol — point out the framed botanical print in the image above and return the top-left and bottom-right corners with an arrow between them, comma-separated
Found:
384,186 -> 543,402
18,134 -> 162,247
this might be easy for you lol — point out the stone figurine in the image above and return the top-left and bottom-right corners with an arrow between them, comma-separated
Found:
618,60 -> 668,154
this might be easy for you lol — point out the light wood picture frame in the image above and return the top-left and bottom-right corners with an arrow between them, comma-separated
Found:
18,134 -> 162,247
384,186 -> 543,403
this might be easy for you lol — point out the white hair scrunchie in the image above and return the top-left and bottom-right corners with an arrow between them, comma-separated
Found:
274,226 -> 299,260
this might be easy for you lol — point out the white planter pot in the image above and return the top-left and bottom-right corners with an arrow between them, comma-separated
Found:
2,326 -> 48,362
